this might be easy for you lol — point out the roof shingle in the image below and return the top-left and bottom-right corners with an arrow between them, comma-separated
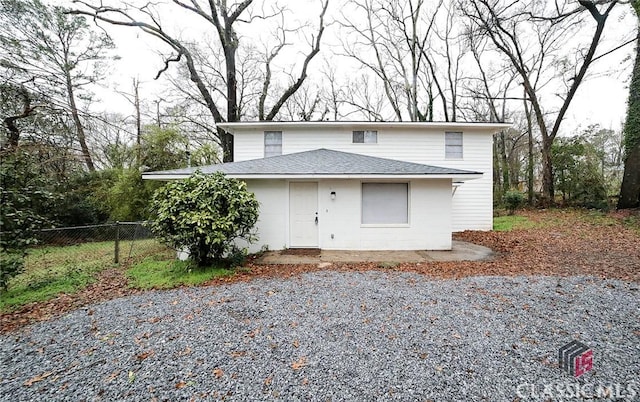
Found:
143,148 -> 481,178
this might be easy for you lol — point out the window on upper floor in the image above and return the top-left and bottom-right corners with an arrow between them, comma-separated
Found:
445,131 -> 463,159
361,183 -> 409,225
353,130 -> 377,144
264,131 -> 282,157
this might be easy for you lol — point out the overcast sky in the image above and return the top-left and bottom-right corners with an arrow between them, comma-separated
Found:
71,0 -> 637,135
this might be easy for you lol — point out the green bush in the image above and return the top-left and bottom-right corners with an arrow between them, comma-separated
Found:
149,171 -> 259,267
1,150 -> 55,290
0,252 -> 24,291
504,190 -> 525,215
552,136 -> 609,209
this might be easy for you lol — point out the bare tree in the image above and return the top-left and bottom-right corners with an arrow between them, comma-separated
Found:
71,0 -> 329,162
1,0 -> 114,170
88,112 -> 136,170
0,83 -> 38,149
338,0 -> 469,122
462,0 -> 622,204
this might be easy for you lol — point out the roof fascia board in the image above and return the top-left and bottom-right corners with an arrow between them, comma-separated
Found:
217,121 -> 511,134
143,173 -> 483,181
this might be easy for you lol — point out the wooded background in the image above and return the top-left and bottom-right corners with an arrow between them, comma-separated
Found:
1,0 -> 639,232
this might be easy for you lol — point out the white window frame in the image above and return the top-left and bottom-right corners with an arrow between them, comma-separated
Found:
264,131 -> 282,157
361,182 -> 409,226
352,130 -> 378,144
445,131 -> 463,159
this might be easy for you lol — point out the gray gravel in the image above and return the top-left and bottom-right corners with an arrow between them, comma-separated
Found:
1,272 -> 639,401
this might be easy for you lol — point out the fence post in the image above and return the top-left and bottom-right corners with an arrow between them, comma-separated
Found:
114,221 -> 120,264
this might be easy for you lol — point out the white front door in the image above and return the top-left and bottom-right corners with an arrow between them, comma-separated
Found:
289,182 -> 319,248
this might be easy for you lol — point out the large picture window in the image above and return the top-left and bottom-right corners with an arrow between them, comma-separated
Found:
445,131 -> 463,159
361,183 -> 408,225
264,131 -> 282,157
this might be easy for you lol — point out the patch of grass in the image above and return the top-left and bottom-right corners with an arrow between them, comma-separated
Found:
126,259 -> 233,290
622,215 -> 640,235
377,262 -> 399,269
1,239 -> 171,311
1,241 -> 114,311
1,269 -> 96,311
581,210 -> 619,226
493,215 -> 536,231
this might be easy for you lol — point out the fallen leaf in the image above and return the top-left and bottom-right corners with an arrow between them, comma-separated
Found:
24,371 -> 53,386
148,317 -> 161,324
175,380 -> 187,389
128,371 -> 135,383
246,328 -> 261,338
230,350 -> 247,358
105,370 -> 120,382
264,376 -> 273,386
291,356 -> 307,370
293,339 -> 300,348
136,350 -> 154,361
213,368 -> 224,378
302,377 -> 309,385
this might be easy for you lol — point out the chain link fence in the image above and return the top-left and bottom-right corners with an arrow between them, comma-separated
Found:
35,222 -> 172,265
0,222 -> 174,309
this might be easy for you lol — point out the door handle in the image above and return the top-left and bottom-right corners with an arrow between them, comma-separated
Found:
315,212 -> 318,225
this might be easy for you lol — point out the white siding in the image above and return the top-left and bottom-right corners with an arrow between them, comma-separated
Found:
239,180 -> 288,252
242,178 -> 452,253
233,126 -> 493,231
318,179 -> 452,250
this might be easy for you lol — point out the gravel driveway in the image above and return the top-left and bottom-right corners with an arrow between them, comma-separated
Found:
1,271 -> 639,401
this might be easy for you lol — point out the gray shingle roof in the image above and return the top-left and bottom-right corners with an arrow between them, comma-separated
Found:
143,148 -> 481,177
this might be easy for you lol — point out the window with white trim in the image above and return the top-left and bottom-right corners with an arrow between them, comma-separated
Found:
264,131 -> 282,157
353,130 -> 377,144
445,131 -> 463,159
361,183 -> 408,224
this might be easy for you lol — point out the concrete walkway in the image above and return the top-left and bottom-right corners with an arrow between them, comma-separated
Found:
255,240 -> 493,265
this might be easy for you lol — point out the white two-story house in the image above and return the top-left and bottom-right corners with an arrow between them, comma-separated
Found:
143,121 -> 509,252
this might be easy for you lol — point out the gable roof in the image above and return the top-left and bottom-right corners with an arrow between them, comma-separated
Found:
142,148 -> 483,180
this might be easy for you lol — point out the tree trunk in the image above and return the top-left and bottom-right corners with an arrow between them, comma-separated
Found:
2,86 -> 36,150
525,93 -> 534,206
65,72 -> 94,172
618,0 -> 640,209
219,127 -> 234,163
618,145 -> 640,208
493,135 -> 502,198
500,131 -> 510,194
134,79 -> 142,166
540,139 -> 554,206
